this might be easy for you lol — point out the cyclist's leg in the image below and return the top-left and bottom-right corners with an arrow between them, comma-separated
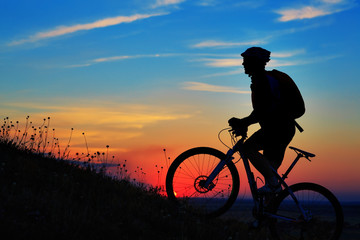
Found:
263,125 -> 295,171
243,130 -> 274,179
262,126 -> 295,184
244,126 -> 295,188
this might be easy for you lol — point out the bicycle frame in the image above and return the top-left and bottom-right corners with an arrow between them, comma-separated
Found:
203,134 -> 313,222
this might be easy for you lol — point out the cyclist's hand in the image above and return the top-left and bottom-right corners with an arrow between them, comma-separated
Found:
232,126 -> 248,137
228,117 -> 248,137
228,117 -> 244,128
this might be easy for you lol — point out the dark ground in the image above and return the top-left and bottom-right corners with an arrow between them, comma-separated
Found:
222,197 -> 360,239
0,142 -> 248,240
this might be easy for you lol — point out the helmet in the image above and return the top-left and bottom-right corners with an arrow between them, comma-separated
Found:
241,47 -> 271,63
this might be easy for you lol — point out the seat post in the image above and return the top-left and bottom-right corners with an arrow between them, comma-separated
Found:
282,153 -> 302,180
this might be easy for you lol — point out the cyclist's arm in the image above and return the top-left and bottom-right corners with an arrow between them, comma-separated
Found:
228,111 -> 258,129
241,110 -> 259,126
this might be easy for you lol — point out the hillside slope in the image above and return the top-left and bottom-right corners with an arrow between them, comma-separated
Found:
0,142 -> 249,240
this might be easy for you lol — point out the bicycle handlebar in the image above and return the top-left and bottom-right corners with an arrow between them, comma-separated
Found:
229,127 -> 247,139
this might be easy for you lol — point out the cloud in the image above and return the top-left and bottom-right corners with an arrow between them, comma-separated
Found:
192,49 -> 315,79
8,13 -> 167,46
183,82 -> 250,94
321,0 -> 344,3
65,49 -> 306,69
197,53 -> 340,79
192,39 -> 265,48
199,57 -> 299,69
196,49 -> 305,68
271,49 -> 306,58
276,0 -> 354,22
3,101 -> 191,129
66,52 -> 248,68
152,0 -> 186,8
66,53 -> 175,68
93,54 -> 174,63
276,6 -> 331,21
196,0 -> 218,7
266,59 -> 299,67
201,58 -> 243,67
93,56 -> 132,63
0,100 -> 194,156
66,63 -> 92,68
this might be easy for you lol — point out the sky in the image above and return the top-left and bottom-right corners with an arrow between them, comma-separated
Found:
1,0 -> 359,201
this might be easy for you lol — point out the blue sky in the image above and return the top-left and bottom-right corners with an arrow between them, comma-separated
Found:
1,0 -> 359,99
1,0 -> 360,200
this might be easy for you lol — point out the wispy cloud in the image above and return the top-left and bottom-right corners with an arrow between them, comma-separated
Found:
199,58 -> 301,68
2,101 -> 192,138
276,0 -> 354,22
93,56 -> 132,63
152,0 -> 186,8
321,0 -> 344,4
183,82 -> 250,94
199,60 -> 301,78
192,39 -> 266,48
277,6 -> 331,21
197,0 -> 218,7
201,58 -> 243,67
196,49 -> 305,68
198,53 -> 340,79
193,49 -> 322,79
271,49 -> 306,58
266,59 -> 299,68
66,49 -> 306,69
1,101 -> 192,154
66,53 -> 175,68
8,13 -> 167,46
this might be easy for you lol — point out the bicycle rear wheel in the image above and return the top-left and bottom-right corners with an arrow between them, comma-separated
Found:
269,182 -> 344,240
166,147 -> 240,218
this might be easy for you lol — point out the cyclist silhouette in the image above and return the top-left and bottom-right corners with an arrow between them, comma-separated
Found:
166,49 -> 343,237
228,47 -> 305,193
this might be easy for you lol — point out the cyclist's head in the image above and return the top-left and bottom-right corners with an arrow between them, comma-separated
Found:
241,47 -> 270,63
241,47 -> 270,76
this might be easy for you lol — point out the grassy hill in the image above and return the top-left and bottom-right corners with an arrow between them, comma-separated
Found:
0,141 -> 250,240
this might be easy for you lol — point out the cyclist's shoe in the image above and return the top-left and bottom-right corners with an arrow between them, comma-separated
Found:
258,183 -> 282,194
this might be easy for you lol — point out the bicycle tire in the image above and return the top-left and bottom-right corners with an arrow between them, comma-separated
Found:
166,147 -> 240,218
269,182 -> 344,240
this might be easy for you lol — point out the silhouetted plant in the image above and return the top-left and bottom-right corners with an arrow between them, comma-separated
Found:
62,128 -> 73,159
1,116 -> 172,191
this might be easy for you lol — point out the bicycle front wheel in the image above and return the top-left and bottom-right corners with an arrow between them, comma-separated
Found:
165,147 -> 240,218
269,182 -> 344,240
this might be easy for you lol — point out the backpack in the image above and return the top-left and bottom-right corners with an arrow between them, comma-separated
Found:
267,69 -> 305,131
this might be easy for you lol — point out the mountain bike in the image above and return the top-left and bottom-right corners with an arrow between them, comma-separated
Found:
165,128 -> 344,240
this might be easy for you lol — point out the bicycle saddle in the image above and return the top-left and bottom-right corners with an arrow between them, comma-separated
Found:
289,146 -> 316,158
